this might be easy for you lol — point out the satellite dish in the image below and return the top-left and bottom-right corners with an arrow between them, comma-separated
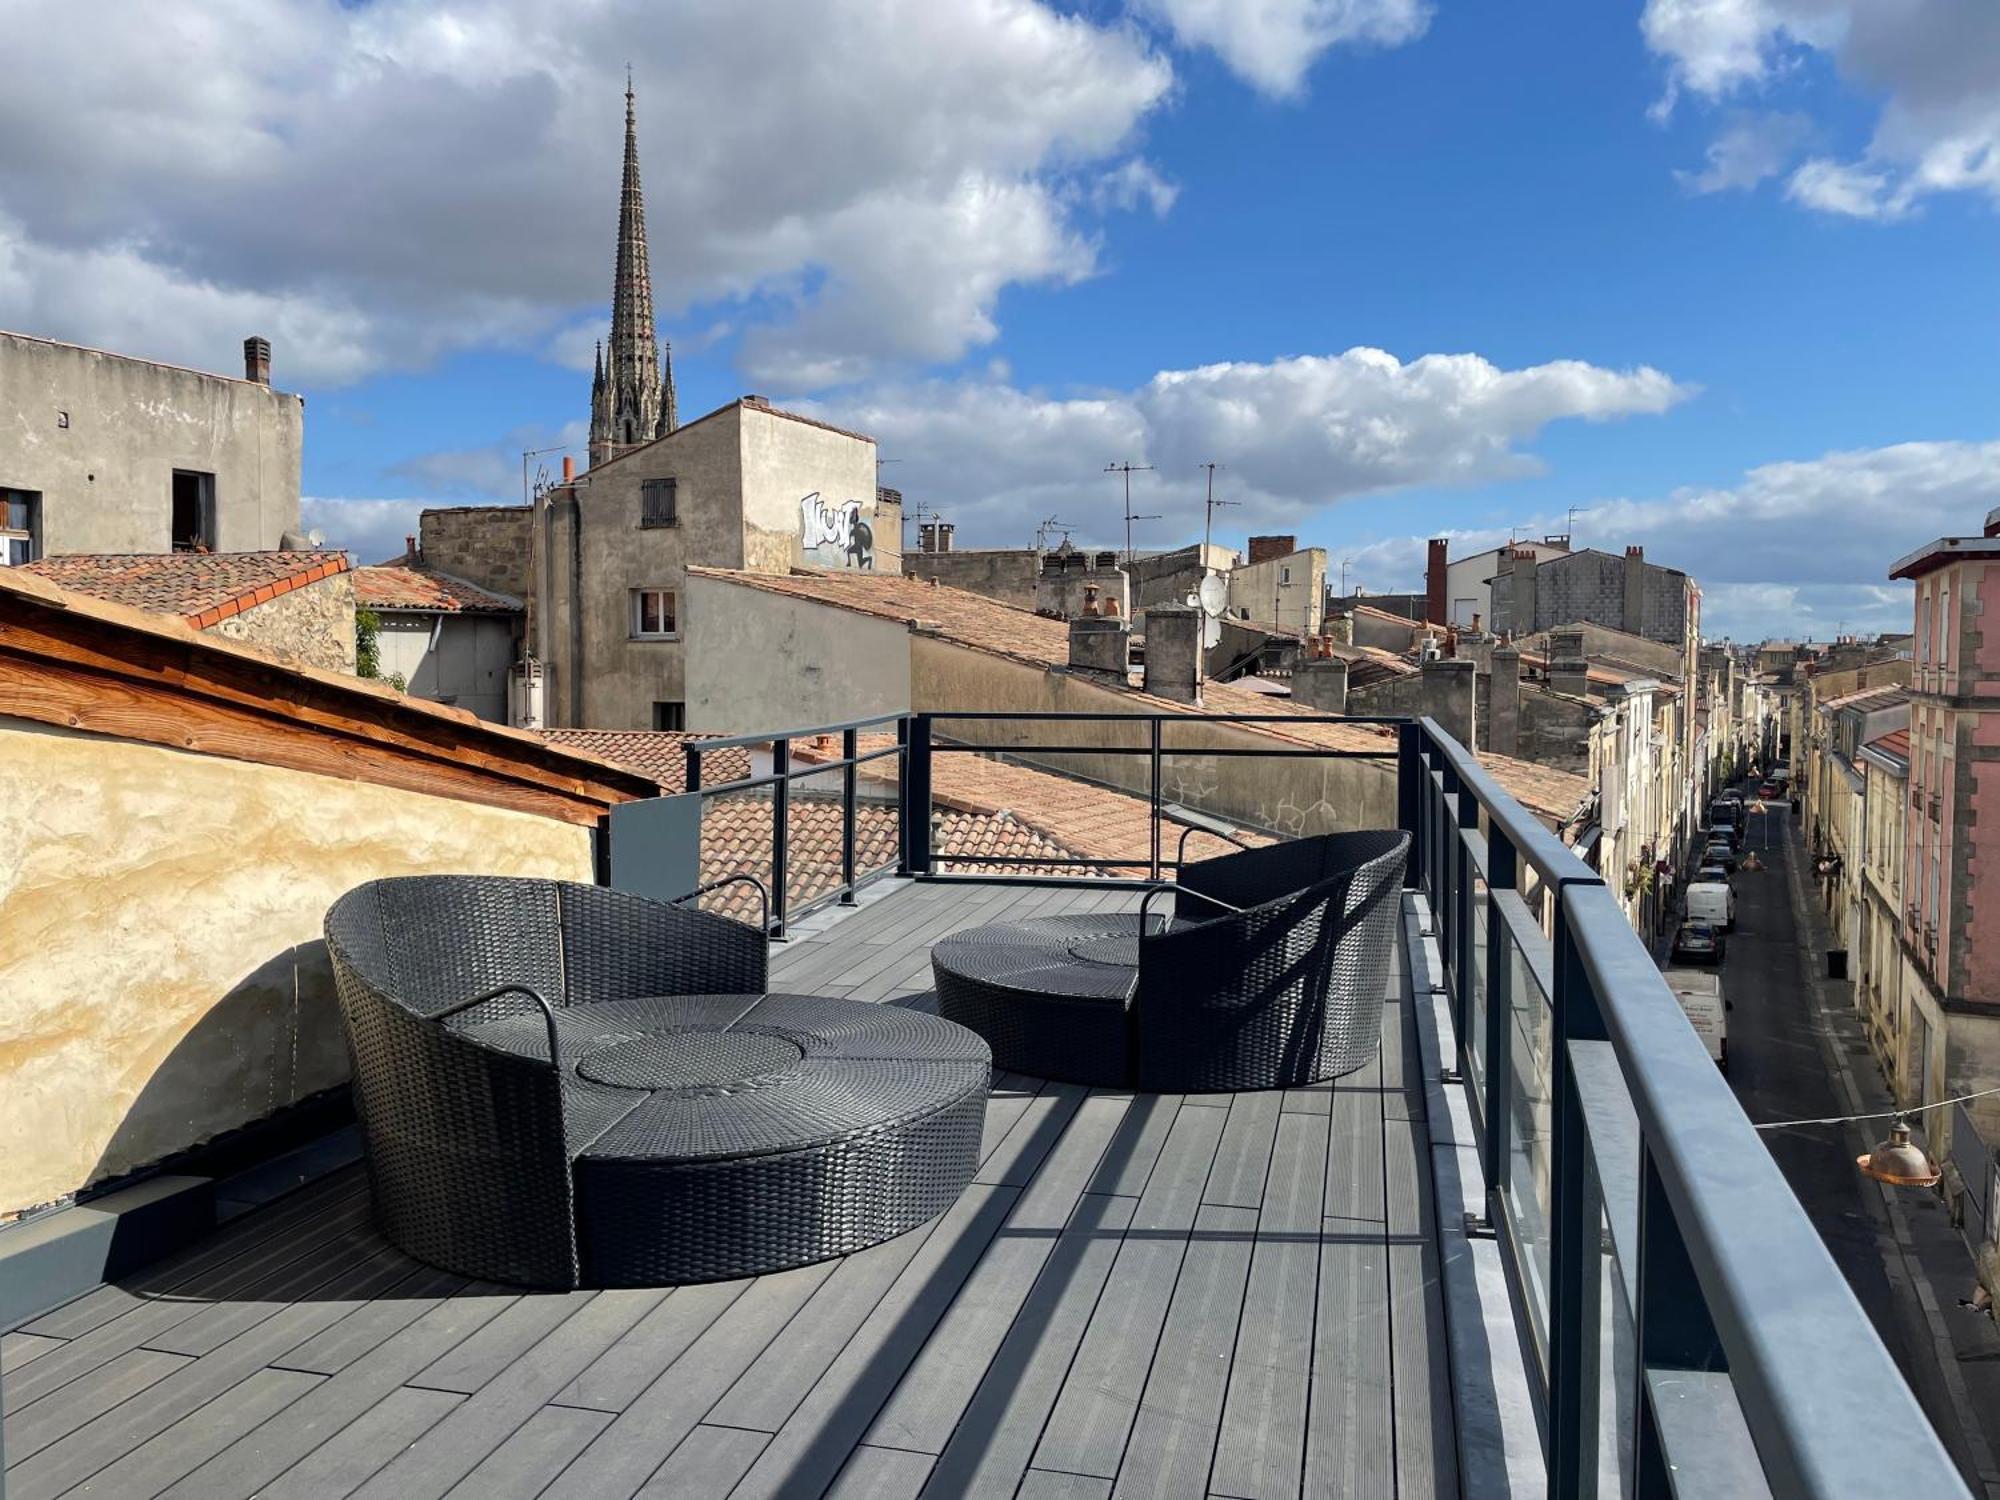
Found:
1202,616 -> 1222,650
307,528 -> 325,547
1197,573 -> 1228,617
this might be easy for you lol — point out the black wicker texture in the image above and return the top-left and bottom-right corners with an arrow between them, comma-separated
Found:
930,830 -> 1410,1093
326,876 -> 987,1289
1137,829 -> 1410,1091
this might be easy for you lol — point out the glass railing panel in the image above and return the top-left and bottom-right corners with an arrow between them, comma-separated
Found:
1501,923 -> 1556,1344
1467,863 -> 1491,1099
1596,1173 -> 1639,1499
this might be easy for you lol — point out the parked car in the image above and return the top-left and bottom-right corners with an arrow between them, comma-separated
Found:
1697,863 -> 1732,886
1757,781 -> 1780,799
1702,839 -> 1739,871
1665,968 -> 1729,1071
1686,879 -> 1736,931
1672,921 -> 1727,965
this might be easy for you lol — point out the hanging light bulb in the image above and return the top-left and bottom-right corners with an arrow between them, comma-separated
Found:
1857,1118 -> 1940,1188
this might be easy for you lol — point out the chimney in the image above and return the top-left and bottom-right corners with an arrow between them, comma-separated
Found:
1326,611 -> 1354,647
1248,534 -> 1296,566
1425,538 -> 1448,626
1293,655 -> 1349,714
561,454 -> 575,483
1489,646 -> 1521,756
243,336 -> 272,386
1550,650 -> 1590,700
1623,544 -> 1645,635
1985,506 -> 2000,539
1421,657 -> 1477,748
937,522 -> 955,553
1142,604 -> 1204,706
405,533 -> 420,566
1069,614 -> 1131,677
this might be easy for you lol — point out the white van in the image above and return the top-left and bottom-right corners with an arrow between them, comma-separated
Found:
1665,968 -> 1727,1071
1686,880 -> 1735,932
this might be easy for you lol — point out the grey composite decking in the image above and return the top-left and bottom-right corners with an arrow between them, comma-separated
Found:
1,878 -> 1460,1500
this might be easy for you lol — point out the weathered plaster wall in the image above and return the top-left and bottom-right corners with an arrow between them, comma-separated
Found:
902,549 -> 1043,611
0,331 -> 302,554
418,506 -> 532,598
1227,548 -> 1326,636
683,577 -> 911,734
376,612 -> 518,722
739,405 -> 888,574
0,718 -> 593,1216
207,571 -> 356,673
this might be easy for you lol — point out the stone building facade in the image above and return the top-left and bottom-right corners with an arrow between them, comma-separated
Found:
0,330 -> 303,561
411,506 -> 534,600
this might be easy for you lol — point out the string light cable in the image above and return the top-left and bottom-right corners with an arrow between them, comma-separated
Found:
1752,1081 -> 2000,1134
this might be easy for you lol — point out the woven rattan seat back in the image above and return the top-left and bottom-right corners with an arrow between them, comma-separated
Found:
1136,829 -> 1410,1091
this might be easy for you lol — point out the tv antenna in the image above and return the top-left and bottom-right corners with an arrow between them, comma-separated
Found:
905,497 -> 940,549
1105,461 -> 1157,567
1035,515 -> 1078,551
1197,462 -> 1238,563
1339,556 -> 1353,597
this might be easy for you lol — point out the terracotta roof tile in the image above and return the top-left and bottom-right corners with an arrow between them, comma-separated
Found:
352,565 -> 521,614
20,551 -> 348,625
536,729 -> 753,794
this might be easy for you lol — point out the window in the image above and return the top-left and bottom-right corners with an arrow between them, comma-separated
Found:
171,470 -> 215,551
631,587 -> 678,638
653,700 -> 686,731
1,488 -> 40,566
1280,565 -> 1292,585
640,478 -> 678,528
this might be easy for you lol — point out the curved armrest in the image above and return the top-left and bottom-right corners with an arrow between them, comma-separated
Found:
1139,882 -> 1244,935
1174,820 -> 1251,870
435,983 -> 564,1072
672,872 -> 772,936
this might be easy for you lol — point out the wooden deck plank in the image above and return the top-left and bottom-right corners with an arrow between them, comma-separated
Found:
409,1288 -> 605,1395
973,1081 -> 1089,1188
1209,1110 -> 1330,1500
1032,1101 -> 1227,1480
438,1402 -> 615,1499
550,1279 -> 751,1413
1018,1467 -> 1115,1498
270,1264 -> 471,1376
1108,1202 -> 1258,1499
1386,1109 -> 1460,1500
1202,1090 -> 1283,1209
827,1442 -> 936,1498
866,1091 -> 1132,1456
62,1365 -> 322,1500
255,1385 -> 465,1499
0,1333 -> 63,1369
536,1260 -> 841,1498
632,1423 -> 769,1496
920,1191 -> 1138,1500
3,1347 -> 193,1465
1303,1215 -> 1394,1499
725,1184 -> 1021,1500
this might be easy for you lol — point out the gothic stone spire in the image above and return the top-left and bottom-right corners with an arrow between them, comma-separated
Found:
589,76 -> 678,468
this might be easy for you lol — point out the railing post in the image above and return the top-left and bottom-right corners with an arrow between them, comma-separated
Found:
1482,829 -> 1516,1209
771,736 -> 790,938
1549,889 -> 1610,1497
839,726 -> 858,905
1632,1144 -> 1726,1497
1453,765 -> 1479,1049
903,715 -> 932,876
1149,716 -> 1163,882
1398,721 -> 1423,890
685,741 -> 702,795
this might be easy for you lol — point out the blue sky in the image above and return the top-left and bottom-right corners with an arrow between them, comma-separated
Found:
5,0 -> 1998,639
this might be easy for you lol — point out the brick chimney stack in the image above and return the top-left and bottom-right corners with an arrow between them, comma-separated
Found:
243,336 -> 272,386
562,455 -> 575,483
1425,538 -> 1448,626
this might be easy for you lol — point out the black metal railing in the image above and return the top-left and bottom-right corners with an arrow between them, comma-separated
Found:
622,707 -> 1963,1496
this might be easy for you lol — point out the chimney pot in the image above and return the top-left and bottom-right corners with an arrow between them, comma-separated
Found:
561,454 -> 575,483
243,335 -> 272,385
405,534 -> 419,564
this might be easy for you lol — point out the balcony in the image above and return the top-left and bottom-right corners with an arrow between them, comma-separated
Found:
0,712 -> 1963,1499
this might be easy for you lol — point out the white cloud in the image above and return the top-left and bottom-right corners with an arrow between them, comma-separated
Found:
302,497 -> 431,568
0,0 -> 1174,388
1646,0 -> 2000,218
806,346 -> 1690,548
1336,438 -> 2000,638
1088,159 -> 1181,217
1139,0 -> 1432,98
389,419 -> 590,501
1676,111 -> 1811,193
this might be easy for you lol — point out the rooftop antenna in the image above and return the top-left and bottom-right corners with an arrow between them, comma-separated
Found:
1105,461 -> 1157,567
1197,462 -> 1238,565
1035,515 -> 1078,551
905,497 -> 939,550
1339,556 -> 1353,596
1564,505 -> 1590,545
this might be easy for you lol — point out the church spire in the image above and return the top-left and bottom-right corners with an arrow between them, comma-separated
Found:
589,73 -> 677,468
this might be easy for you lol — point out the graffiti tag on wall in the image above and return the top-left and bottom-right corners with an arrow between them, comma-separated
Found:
799,492 -> 875,570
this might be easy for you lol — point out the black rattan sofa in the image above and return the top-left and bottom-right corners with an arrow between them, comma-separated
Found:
325,875 -> 989,1289
932,829 -> 1410,1091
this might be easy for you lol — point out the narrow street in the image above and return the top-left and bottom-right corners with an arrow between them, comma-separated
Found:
1689,782 -> 2000,1496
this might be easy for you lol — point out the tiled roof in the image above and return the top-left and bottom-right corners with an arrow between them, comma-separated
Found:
536,729 -> 753,793
685,567 -> 1587,823
1822,685 -> 1911,713
351,565 -> 520,614
20,551 -> 348,629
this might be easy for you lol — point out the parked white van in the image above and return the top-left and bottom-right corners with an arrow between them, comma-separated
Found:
1665,968 -> 1727,1071
1686,880 -> 1735,931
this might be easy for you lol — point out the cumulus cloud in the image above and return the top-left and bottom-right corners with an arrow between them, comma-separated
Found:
1336,438 -> 2000,639
1676,111 -> 1812,193
302,497 -> 432,568
0,0 -> 1174,387
805,346 -> 1689,547
1138,0 -> 1432,98
1645,0 -> 2000,218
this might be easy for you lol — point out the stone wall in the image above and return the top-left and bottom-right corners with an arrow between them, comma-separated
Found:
1533,550 -> 1691,646
208,571 -> 357,673
0,718 -> 593,1216
419,506 -> 532,598
0,330 -> 303,555
901,548 -> 1043,611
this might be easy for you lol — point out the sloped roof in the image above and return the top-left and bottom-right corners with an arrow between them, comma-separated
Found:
351,565 -> 520,614
536,729 -> 754,792
20,551 -> 348,629
1822,685 -> 1911,714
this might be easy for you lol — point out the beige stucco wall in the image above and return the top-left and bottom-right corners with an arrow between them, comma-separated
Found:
911,635 -> 1397,837
739,405 -> 891,575
0,718 -> 593,1216
1228,548 -> 1326,636
207,571 -> 357,673
0,331 -> 303,554
683,576 -> 911,734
